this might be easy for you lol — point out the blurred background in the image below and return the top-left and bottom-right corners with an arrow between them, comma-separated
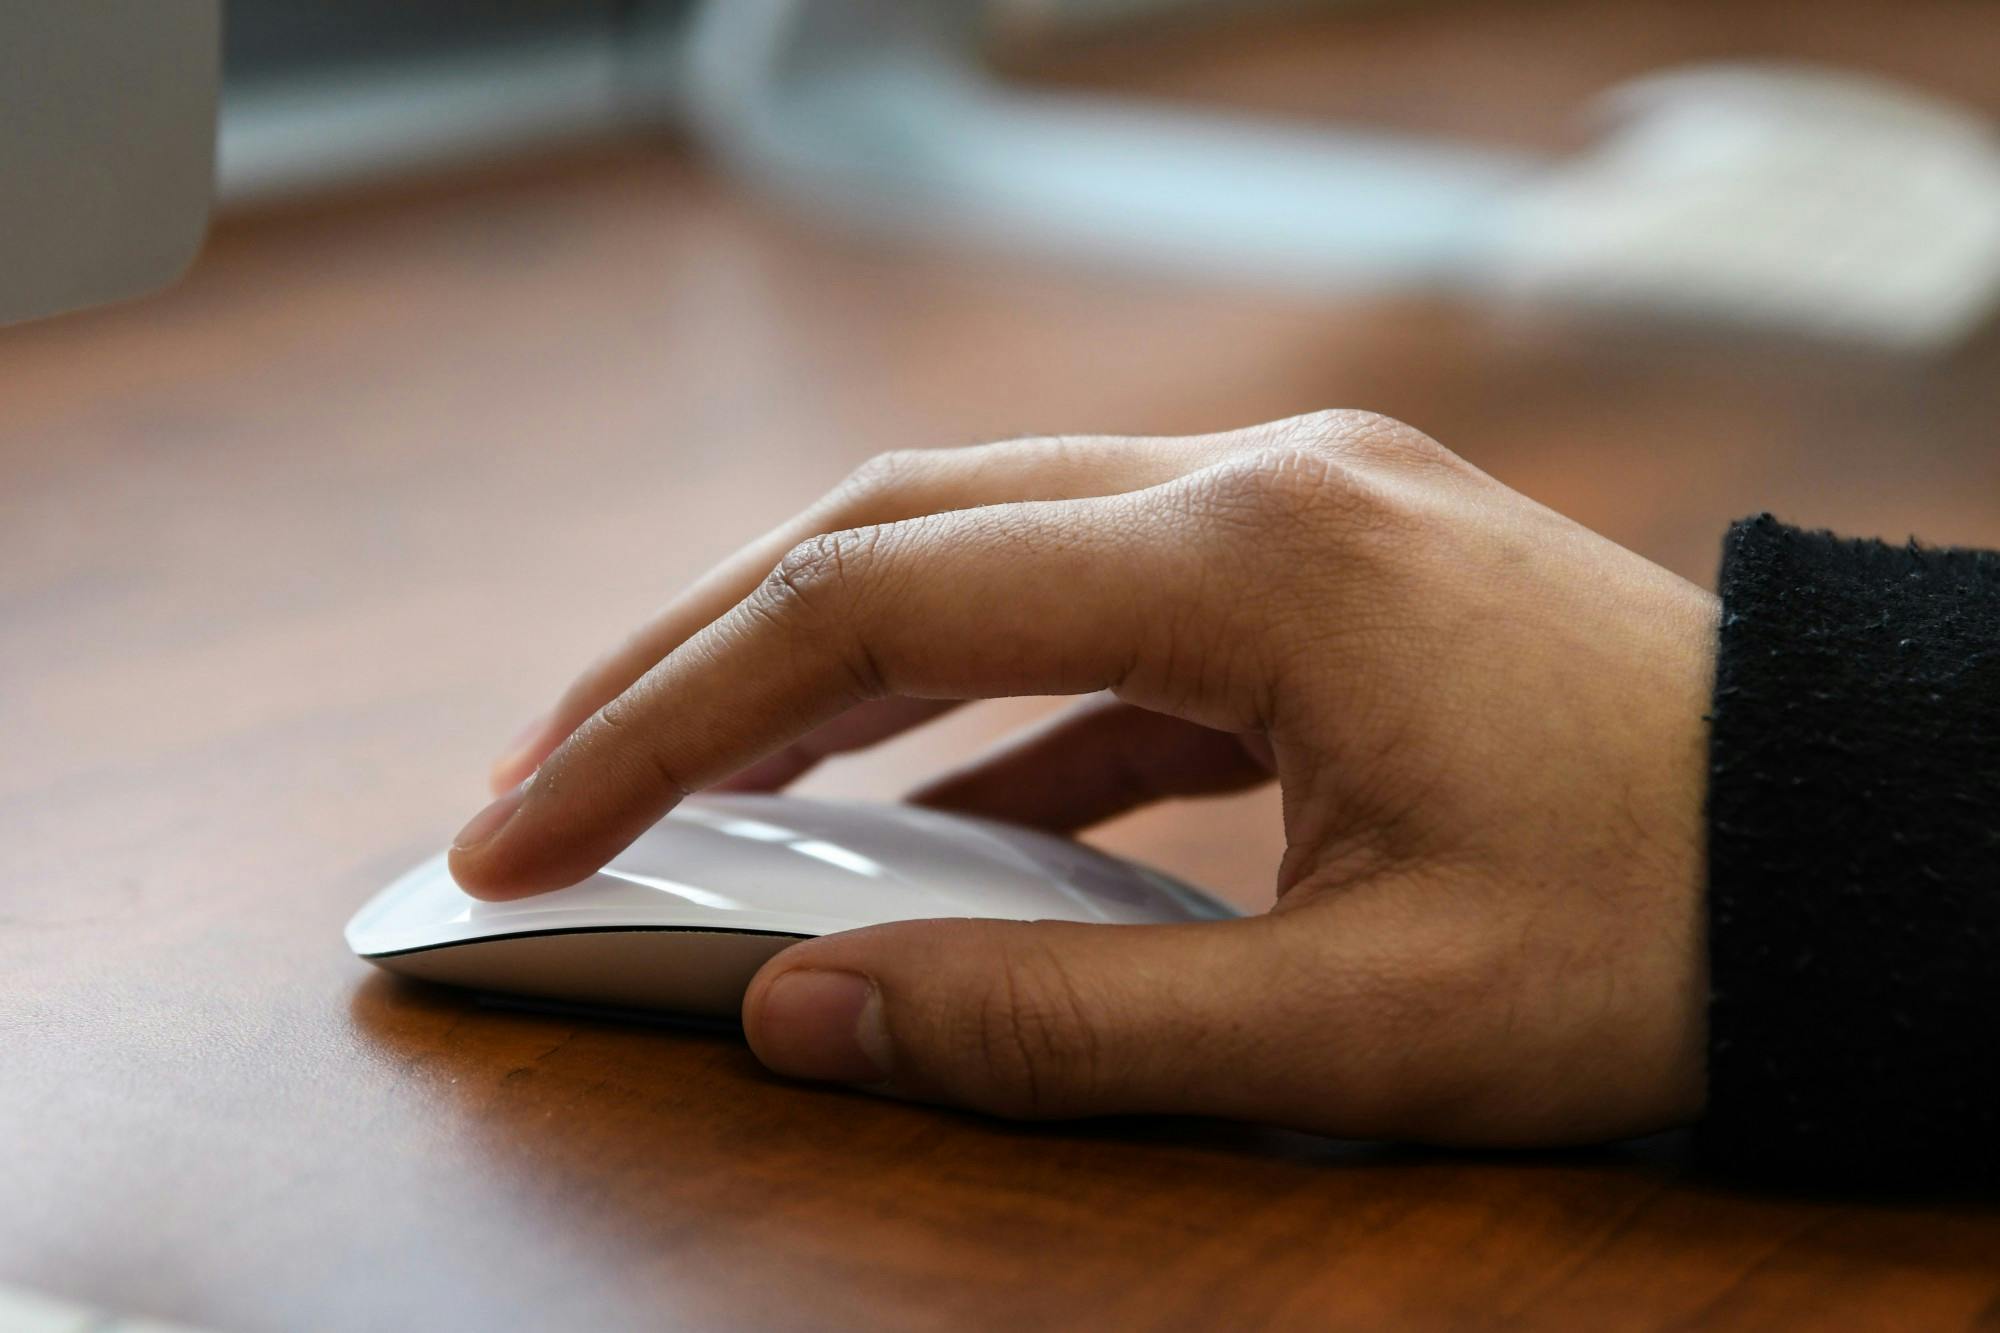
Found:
217,0 -> 2000,352
5,0 -> 2000,905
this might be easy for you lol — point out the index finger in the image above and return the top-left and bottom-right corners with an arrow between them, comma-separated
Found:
449,488 -> 1254,899
489,434 -> 1234,791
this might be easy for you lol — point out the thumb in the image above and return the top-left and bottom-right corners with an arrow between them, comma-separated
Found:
742,914 -> 1340,1124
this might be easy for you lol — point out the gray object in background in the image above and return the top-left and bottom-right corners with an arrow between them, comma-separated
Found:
0,2 -> 218,325
217,0 -> 683,204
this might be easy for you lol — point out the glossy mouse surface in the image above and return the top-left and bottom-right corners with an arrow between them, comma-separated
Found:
347,794 -> 1237,1017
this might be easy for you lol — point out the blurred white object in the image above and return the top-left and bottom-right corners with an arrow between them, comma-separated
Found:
0,1278 -> 210,1333
681,0 -> 1531,286
682,3 -> 2000,350
1491,65 -> 2000,350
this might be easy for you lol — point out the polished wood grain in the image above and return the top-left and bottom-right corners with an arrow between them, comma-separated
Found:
4,4 -> 1999,1329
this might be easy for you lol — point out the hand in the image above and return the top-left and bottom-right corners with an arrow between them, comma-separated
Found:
451,412 -> 1717,1146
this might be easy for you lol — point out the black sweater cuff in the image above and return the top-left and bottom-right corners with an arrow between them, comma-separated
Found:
1701,515 -> 2000,1185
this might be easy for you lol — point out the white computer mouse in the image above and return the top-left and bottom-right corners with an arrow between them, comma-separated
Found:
347,794 -> 1237,1017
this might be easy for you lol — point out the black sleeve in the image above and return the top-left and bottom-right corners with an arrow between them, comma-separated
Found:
1700,514 -> 2000,1186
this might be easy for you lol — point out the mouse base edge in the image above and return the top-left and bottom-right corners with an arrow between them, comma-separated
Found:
364,928 -> 806,1019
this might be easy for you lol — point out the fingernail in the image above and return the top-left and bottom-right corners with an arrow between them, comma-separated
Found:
754,969 -> 892,1085
453,779 -> 530,852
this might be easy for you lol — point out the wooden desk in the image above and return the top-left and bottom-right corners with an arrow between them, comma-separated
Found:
4,4 -> 1998,1328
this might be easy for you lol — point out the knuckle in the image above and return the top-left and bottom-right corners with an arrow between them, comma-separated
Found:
838,448 -> 931,504
755,527 -> 894,699
762,527 -> 881,617
1192,446 -> 1381,533
952,433 -> 1088,487
1265,408 -> 1459,471
1003,433 -> 1087,469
